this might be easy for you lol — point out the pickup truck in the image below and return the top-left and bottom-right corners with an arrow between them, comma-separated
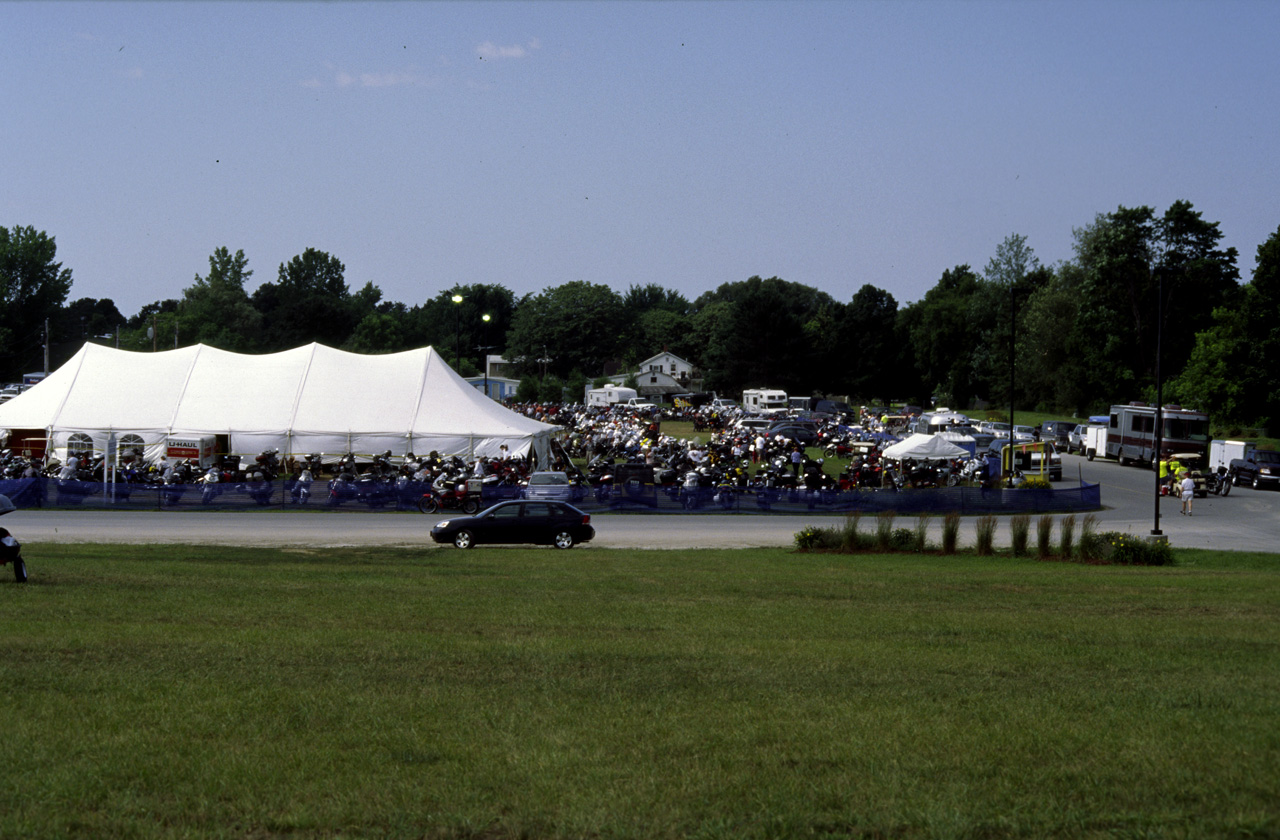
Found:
1229,448 -> 1280,490
623,398 -> 656,411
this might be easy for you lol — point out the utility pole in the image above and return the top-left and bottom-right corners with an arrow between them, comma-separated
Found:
44,319 -> 50,375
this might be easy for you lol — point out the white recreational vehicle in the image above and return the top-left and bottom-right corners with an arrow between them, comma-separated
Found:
1105,403 -> 1210,465
585,384 -> 639,408
741,389 -> 788,414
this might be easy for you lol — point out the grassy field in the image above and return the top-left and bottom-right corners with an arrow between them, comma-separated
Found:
2,544 -> 1278,839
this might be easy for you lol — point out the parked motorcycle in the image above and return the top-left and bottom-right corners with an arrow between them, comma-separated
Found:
416,482 -> 480,514
1203,466 -> 1232,496
0,494 -> 27,582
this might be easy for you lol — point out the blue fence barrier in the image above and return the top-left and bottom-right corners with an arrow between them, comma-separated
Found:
1,476 -> 1101,516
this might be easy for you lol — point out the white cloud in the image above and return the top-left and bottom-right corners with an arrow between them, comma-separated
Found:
358,71 -> 416,88
327,68 -> 423,89
476,39 -> 540,60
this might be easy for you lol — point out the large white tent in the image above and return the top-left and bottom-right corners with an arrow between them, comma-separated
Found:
0,343 -> 556,464
881,432 -> 970,461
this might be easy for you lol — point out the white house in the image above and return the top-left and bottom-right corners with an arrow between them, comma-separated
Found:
638,351 -> 694,383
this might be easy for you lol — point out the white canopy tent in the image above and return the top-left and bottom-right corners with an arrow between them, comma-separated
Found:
0,343 -> 555,465
881,432 -> 970,461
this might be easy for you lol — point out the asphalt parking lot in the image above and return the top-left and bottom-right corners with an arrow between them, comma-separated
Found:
8,451 -> 1277,553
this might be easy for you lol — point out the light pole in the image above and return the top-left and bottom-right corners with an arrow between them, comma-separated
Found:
451,294 -> 464,370
480,313 -> 492,399
1152,267 -> 1166,538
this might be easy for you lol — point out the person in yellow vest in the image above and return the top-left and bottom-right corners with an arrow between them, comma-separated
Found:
1166,456 -> 1182,492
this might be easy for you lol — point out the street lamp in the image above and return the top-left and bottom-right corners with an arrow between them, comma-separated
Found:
480,313 -> 492,399
1152,268 -> 1166,538
451,294 -> 464,370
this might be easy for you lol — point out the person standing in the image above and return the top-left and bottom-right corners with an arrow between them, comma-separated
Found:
1180,471 -> 1196,515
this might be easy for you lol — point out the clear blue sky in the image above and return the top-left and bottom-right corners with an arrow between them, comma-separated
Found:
5,0 -> 1278,317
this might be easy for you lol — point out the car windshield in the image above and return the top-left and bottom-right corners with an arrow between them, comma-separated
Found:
1255,451 -> 1280,464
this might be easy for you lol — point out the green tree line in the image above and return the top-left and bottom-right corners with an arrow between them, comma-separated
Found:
2,202 -> 1277,429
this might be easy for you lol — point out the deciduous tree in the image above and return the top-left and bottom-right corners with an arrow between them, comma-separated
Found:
0,225 -> 74,378
178,247 -> 262,352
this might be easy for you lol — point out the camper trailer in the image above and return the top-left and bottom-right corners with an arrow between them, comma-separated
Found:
1106,403 -> 1210,465
585,385 -> 638,408
741,389 -> 788,414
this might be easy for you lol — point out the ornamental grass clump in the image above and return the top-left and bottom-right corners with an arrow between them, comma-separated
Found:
1059,514 -> 1077,559
840,513 -> 871,552
1010,514 -> 1030,556
941,511 -> 961,554
875,512 -> 895,552
1037,514 -> 1055,559
913,513 -> 930,553
1079,513 -> 1103,562
975,515 -> 997,556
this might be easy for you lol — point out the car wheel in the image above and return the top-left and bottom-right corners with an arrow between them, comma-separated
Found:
453,530 -> 475,550
1253,476 -> 1261,490
553,530 -> 575,549
13,557 -> 27,583
1086,450 -> 1095,461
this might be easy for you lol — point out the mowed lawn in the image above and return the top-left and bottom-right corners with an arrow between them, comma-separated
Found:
1,544 -> 1277,839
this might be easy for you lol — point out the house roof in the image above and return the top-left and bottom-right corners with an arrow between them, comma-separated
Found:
638,350 -> 693,368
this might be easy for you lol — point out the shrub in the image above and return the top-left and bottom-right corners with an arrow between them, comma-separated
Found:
1059,514 -> 1077,559
1037,515 -> 1054,559
890,528 -> 915,551
1020,475 -> 1052,490
1102,532 -> 1174,566
794,525 -> 824,551
975,515 -> 997,555
942,512 -> 961,554
1010,515 -> 1030,556
913,514 -> 930,553
875,512 -> 896,552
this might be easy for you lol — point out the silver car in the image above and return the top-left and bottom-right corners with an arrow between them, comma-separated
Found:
524,471 -> 573,501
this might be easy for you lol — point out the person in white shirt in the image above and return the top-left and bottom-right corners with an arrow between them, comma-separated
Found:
1180,472 -> 1196,515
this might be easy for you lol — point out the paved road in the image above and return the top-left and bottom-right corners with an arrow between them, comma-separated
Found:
8,453 -> 1278,552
